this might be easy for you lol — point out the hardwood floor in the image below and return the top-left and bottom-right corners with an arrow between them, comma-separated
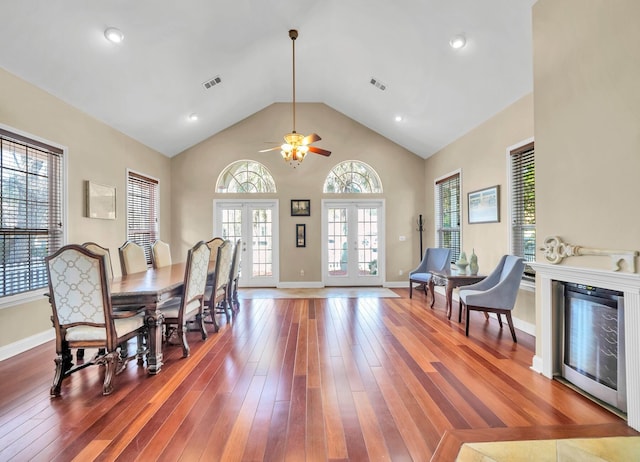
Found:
0,289 -> 635,461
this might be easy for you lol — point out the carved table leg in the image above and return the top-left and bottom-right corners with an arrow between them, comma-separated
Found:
429,279 -> 436,308
446,282 -> 455,319
146,311 -> 164,375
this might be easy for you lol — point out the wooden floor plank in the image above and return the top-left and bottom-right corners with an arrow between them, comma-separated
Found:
0,288 -> 636,461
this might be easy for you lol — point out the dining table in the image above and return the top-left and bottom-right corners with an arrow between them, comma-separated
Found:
110,261 -> 215,375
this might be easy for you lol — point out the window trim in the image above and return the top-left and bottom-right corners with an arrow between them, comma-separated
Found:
126,169 -> 160,264
434,169 -> 462,264
506,137 -> 535,284
0,123 -> 68,310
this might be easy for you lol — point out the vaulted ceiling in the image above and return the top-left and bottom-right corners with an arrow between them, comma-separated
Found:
0,0 -> 535,159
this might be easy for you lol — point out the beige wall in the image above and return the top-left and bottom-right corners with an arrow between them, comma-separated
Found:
532,1 -> 640,349
170,103 -> 426,283
0,68 -> 172,349
423,94 -> 535,323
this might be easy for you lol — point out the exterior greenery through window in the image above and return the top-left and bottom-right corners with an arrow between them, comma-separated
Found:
0,128 -> 63,298
323,161 -> 382,193
127,171 -> 159,264
510,142 -> 535,277
216,160 -> 276,193
435,173 -> 461,263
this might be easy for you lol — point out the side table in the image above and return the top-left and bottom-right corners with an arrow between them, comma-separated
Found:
428,270 -> 486,320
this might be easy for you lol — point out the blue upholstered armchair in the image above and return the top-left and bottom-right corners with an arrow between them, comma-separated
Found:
458,255 -> 525,342
409,248 -> 451,301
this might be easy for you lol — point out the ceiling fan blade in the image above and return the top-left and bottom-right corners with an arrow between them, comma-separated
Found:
308,146 -> 331,156
302,133 -> 321,145
258,146 -> 281,153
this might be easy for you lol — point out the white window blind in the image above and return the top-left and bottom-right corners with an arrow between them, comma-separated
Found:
510,142 -> 535,276
127,171 -> 158,263
0,128 -> 63,297
435,173 -> 461,263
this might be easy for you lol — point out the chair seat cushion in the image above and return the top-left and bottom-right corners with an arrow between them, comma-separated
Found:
160,299 -> 201,320
459,289 -> 513,310
65,313 -> 145,341
409,272 -> 432,283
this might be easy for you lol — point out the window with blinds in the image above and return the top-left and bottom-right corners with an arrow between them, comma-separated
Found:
0,128 -> 64,298
510,142 -> 535,278
435,173 -> 461,263
127,171 -> 159,264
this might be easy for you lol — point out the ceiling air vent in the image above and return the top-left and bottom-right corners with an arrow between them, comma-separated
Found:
202,75 -> 222,90
370,77 -> 386,91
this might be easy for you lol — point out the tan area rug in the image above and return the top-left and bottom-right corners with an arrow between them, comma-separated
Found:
456,436 -> 640,462
238,287 -> 400,299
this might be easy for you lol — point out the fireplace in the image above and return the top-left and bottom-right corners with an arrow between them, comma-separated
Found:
561,282 -> 626,413
529,262 -> 640,431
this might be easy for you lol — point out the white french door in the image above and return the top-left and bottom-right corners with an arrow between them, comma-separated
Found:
322,199 -> 384,286
213,200 -> 279,287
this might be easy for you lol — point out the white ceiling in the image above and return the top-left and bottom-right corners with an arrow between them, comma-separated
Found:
0,0 -> 535,159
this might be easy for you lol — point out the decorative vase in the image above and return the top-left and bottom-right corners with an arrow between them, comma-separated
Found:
456,251 -> 468,272
469,249 -> 479,275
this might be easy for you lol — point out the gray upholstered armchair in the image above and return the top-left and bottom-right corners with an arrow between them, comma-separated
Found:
409,248 -> 452,302
458,255 -> 525,342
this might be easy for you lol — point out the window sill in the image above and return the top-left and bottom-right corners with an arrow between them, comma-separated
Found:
0,290 -> 47,310
520,278 -> 535,292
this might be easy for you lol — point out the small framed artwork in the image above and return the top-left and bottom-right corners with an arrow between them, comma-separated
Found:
86,181 -> 116,220
468,185 -> 500,224
296,224 -> 306,247
291,199 -> 310,216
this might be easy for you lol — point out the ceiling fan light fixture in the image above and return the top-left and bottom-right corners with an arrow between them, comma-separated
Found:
260,29 -> 331,165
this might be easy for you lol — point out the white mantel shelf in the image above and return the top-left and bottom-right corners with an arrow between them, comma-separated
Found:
530,262 -> 640,431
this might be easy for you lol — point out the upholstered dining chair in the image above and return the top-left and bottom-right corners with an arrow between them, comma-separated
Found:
458,255 -> 525,342
151,240 -> 172,269
409,248 -> 452,301
205,237 -> 225,285
82,242 -> 114,282
203,239 -> 233,332
159,241 -> 211,357
119,240 -> 148,275
227,239 -> 242,313
46,244 -> 147,396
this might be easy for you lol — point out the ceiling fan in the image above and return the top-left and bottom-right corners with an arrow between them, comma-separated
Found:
259,29 -> 331,166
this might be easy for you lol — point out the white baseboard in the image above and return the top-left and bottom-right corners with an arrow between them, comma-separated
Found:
277,281 -> 324,289
0,329 -> 54,362
383,281 -> 409,288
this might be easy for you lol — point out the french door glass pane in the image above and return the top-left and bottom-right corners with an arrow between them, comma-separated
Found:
252,208 -> 272,277
358,208 -> 378,276
327,208 -> 348,276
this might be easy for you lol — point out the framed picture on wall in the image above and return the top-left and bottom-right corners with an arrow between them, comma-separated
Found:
468,185 -> 500,224
291,199 -> 310,216
296,224 -> 306,247
86,181 -> 116,220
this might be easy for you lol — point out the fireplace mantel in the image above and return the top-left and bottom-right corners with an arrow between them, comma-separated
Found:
530,262 -> 640,431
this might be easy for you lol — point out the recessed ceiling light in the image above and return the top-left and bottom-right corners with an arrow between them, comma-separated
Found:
104,27 -> 124,44
395,116 -> 403,122
449,34 -> 466,49
188,113 -> 199,121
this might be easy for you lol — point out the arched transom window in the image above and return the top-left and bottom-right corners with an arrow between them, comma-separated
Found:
216,160 -> 276,193
323,160 -> 383,193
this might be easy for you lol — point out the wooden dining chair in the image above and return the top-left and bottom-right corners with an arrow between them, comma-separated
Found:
46,244 -> 147,396
227,239 -> 242,314
82,242 -> 114,282
203,240 -> 233,332
151,239 -> 172,269
159,241 -> 211,357
77,242 -> 115,360
119,240 -> 148,275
